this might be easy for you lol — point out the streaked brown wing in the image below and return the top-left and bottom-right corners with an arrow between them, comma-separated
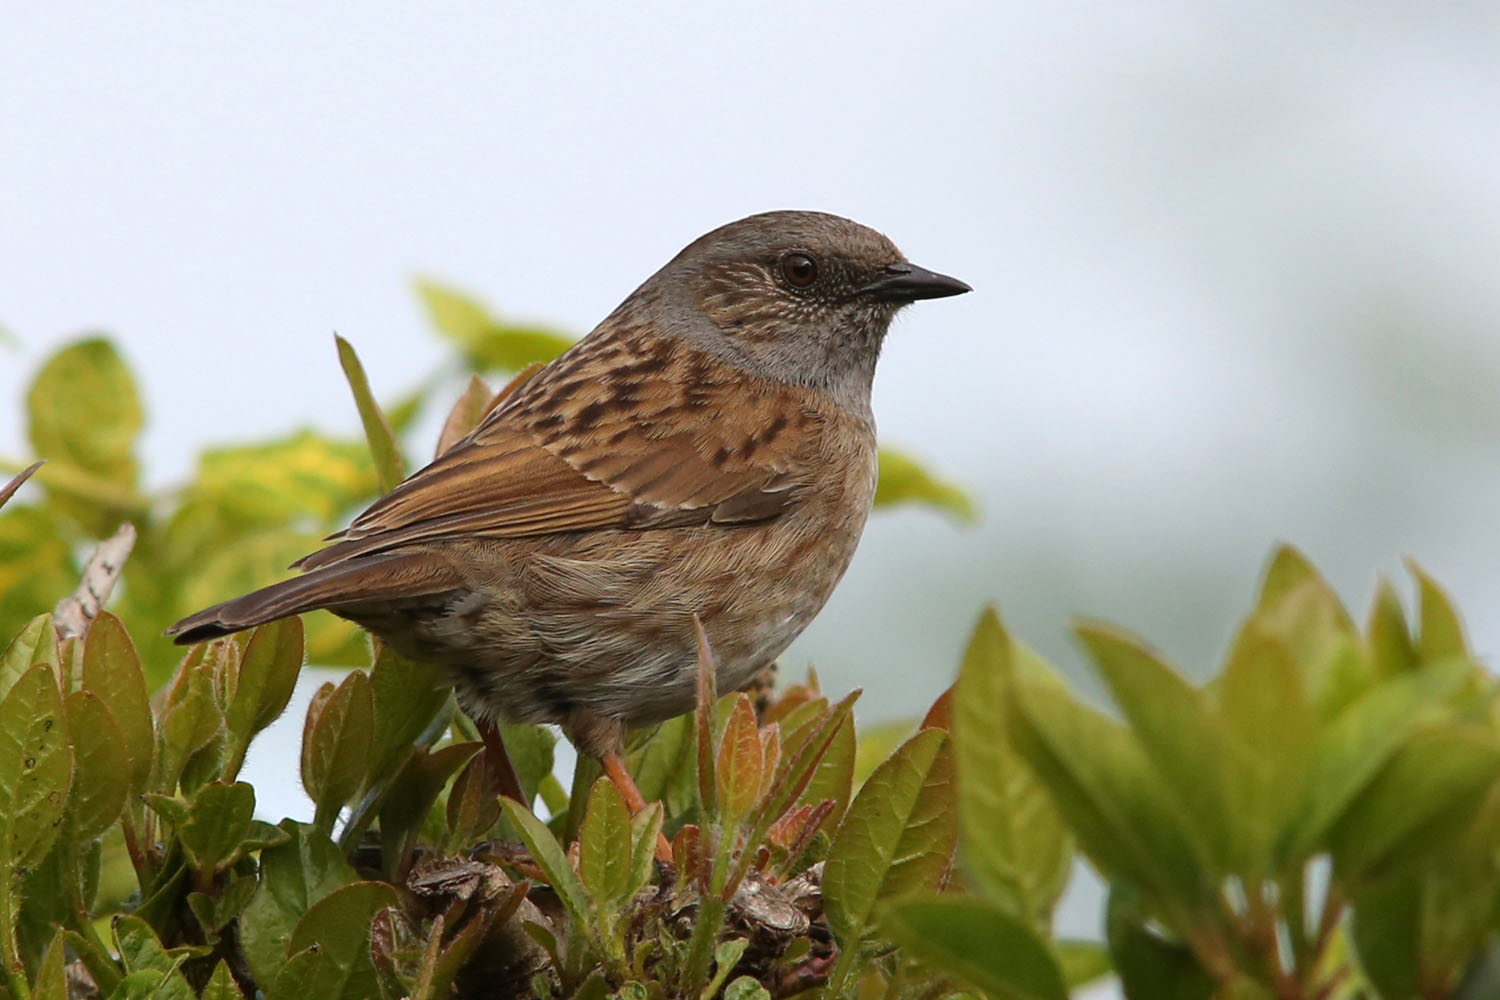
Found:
296,329 -> 822,571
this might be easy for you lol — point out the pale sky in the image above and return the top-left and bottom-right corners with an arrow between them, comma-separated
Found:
4,1 -> 1500,960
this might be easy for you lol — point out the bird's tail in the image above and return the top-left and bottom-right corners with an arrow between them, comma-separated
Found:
165,550 -> 462,645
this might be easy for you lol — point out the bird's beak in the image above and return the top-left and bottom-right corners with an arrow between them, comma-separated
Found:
860,262 -> 972,301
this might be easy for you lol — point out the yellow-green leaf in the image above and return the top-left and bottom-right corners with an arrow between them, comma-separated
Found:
1010,678 -> 1207,903
335,334 -> 405,493
1407,560 -> 1469,663
1,612 -> 55,703
63,690 -> 129,841
178,781 -> 256,876
500,797 -> 591,927
0,507 -> 75,650
26,337 -> 143,535
185,430 -> 378,530
953,608 -> 1071,922
112,914 -> 195,1000
874,447 -> 975,521
0,664 -> 73,871
276,881 -> 398,1000
415,278 -> 574,372
879,895 -> 1067,1000
81,611 -> 155,794
301,670 -> 372,834
579,776 -> 633,910
824,728 -> 956,944
368,647 -> 449,783
240,820 -> 359,987
33,927 -> 69,1000
200,960 -> 245,1000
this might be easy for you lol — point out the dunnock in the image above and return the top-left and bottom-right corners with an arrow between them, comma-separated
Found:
168,210 -> 969,823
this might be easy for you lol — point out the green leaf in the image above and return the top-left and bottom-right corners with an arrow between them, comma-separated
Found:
499,722 -> 556,806
177,782 -> 256,876
953,608 -> 1071,922
0,514 -> 73,662
1,613 -> 54,703
703,938 -> 750,1000
239,820 -> 359,987
226,618 -> 304,767
1214,617 -> 1315,877
26,337 -> 143,535
500,798 -> 591,928
80,612 -> 154,795
1106,882 -> 1215,1000
824,729 -> 956,945
0,664 -> 73,871
184,430 -> 377,530
851,717 -> 913,787
301,670 -> 373,833
443,750 -> 501,850
879,895 -> 1067,1000
1009,678 -> 1207,905
722,976 -> 772,1000
755,692 -> 859,840
153,666 -> 224,794
62,690 -> 129,841
189,874 -> 258,935
272,881 -> 398,1000
579,777 -> 633,911
334,334 -> 405,493
415,278 -> 574,372
1285,660 -> 1470,858
627,802 -> 663,899
377,741 -> 478,863
32,928 -> 68,1000
1349,872 -> 1421,1000
368,647 -> 449,783
629,715 -> 694,816
1328,726 -> 1500,881
800,711 -> 855,826
1080,623 -> 1234,872
112,914 -> 194,1000
1057,939 -> 1113,988
1365,578 -> 1417,678
874,446 -> 975,521
1407,560 -> 1469,663
199,960 -> 245,1000
1252,553 -> 1362,714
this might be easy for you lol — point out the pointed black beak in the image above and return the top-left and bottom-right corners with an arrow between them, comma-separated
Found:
861,262 -> 972,301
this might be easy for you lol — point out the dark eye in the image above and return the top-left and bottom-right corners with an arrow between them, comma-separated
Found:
780,252 -> 818,288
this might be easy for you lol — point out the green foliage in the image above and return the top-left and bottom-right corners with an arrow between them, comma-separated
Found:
7,287 -> 1500,998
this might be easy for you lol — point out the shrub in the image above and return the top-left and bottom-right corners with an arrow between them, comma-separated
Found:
2,285 -> 1497,999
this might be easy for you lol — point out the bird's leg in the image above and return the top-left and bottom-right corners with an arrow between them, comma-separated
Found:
600,750 -> 651,814
567,708 -> 674,863
471,711 -> 529,806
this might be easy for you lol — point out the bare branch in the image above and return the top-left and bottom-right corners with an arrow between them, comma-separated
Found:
53,521 -> 137,642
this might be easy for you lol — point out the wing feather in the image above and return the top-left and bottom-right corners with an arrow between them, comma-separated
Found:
295,329 -> 823,571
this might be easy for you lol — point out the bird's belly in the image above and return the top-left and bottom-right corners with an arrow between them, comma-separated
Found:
364,491 -> 872,729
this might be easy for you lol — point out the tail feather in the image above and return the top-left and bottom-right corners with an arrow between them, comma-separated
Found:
165,550 -> 462,645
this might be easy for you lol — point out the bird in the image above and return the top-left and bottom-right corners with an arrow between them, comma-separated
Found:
167,210 -> 969,832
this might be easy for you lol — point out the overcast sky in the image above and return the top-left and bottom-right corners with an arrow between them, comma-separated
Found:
4,2 -> 1499,959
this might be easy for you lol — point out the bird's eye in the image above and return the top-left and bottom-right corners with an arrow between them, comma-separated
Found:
780,252 -> 818,288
